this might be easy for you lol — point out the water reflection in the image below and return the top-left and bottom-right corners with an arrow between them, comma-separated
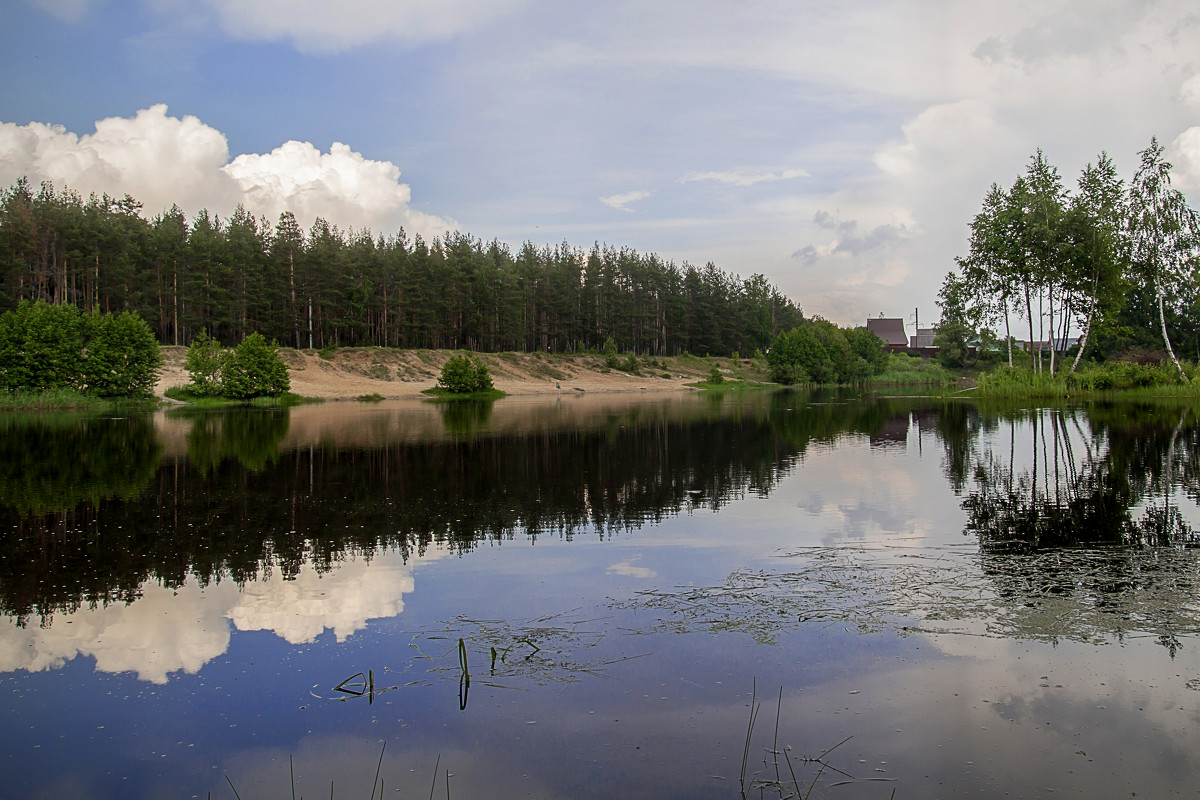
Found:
0,412 -> 160,516
2,392 -> 916,625
958,404 -> 1198,551
174,406 -> 290,473
4,394 -> 1200,799
627,400 -> 1200,651
437,398 -> 495,436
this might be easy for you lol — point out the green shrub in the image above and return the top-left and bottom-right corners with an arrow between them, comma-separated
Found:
81,311 -> 162,397
0,300 -> 84,393
437,353 -> 494,394
185,329 -> 226,396
220,333 -> 291,399
0,301 -> 161,397
708,364 -> 725,384
767,326 -> 825,385
603,337 -> 620,369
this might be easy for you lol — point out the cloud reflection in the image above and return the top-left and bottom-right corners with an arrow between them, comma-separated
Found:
0,550 -> 439,683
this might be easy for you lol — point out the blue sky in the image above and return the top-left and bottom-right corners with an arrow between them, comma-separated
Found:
3,0 -> 1199,327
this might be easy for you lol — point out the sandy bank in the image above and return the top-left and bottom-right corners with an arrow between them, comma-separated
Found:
155,346 -> 767,401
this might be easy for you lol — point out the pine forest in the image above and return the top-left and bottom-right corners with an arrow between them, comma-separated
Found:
0,179 -> 804,356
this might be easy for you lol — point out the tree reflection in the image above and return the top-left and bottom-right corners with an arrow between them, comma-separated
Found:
0,413 -> 160,516
0,392 -> 933,625
959,404 -> 1198,552
172,407 -> 290,473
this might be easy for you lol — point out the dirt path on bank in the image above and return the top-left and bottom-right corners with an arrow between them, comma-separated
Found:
155,346 -> 768,400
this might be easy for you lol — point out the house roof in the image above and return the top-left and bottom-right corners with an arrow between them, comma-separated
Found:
866,317 -> 907,346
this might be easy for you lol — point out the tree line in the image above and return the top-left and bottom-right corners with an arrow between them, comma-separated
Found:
941,138 -> 1200,377
0,179 -> 803,356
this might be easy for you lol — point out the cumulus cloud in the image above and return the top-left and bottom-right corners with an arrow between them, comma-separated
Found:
600,190 -> 651,213
681,167 -> 809,187
203,0 -> 529,53
0,105 -> 454,238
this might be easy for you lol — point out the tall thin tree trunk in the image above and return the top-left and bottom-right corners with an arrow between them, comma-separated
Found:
1070,301 -> 1093,374
1025,286 -> 1036,373
1048,288 -> 1057,374
1158,290 -> 1188,381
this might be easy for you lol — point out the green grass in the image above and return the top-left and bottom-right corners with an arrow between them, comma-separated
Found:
421,387 -> 507,400
357,392 -> 385,402
687,379 -> 772,393
164,385 -> 320,406
869,353 -> 956,386
0,388 -> 155,410
974,362 -> 1200,399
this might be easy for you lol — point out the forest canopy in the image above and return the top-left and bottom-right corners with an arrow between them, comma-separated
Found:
0,179 -> 803,357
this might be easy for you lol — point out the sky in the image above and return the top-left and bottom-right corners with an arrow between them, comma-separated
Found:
2,0 -> 1199,328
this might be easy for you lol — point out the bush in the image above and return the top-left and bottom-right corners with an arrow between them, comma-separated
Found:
0,301 -> 161,397
81,311 -> 162,397
437,353 -> 494,394
767,326 -> 825,385
220,333 -> 291,399
0,301 -> 84,393
185,329 -> 226,396
603,337 -> 620,369
708,364 -> 725,384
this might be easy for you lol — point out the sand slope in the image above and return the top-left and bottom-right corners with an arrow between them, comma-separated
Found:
155,347 -> 767,400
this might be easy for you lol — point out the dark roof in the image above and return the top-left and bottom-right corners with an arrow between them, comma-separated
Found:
866,318 -> 907,347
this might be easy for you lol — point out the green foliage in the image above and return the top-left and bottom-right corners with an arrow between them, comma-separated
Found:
768,320 -> 892,385
976,361 -> 1193,397
870,353 -> 955,386
708,364 -> 725,384
767,326 -> 823,385
845,327 -> 888,375
0,301 -> 84,393
0,300 -> 161,397
81,311 -> 163,397
220,333 -> 291,399
437,352 -> 494,394
185,329 -> 226,397
602,337 -> 619,368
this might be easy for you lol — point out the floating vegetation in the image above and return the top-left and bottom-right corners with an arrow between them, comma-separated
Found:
619,543 -> 1200,649
317,610 -> 651,708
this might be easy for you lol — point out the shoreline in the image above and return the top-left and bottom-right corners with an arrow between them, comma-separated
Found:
154,346 -> 759,401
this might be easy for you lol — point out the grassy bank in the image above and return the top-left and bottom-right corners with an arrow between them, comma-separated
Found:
0,389 -> 157,411
162,386 -> 321,406
974,362 -> 1200,399
868,353 -> 956,386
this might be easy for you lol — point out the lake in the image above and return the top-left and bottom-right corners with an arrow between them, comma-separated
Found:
2,390 -> 1199,799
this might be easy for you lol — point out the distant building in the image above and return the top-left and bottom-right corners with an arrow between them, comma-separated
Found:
866,317 -> 908,351
910,328 -> 937,349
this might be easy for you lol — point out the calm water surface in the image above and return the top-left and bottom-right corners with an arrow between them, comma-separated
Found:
2,391 -> 1199,799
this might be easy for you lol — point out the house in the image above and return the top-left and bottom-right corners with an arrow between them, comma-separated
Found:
910,327 -> 937,349
866,317 -> 908,352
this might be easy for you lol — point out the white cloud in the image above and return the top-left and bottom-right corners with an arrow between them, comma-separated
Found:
0,105 -> 455,239
600,190 -> 651,213
1170,127 -> 1200,195
29,0 -> 93,22
682,167 -> 809,187
203,0 -> 529,53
